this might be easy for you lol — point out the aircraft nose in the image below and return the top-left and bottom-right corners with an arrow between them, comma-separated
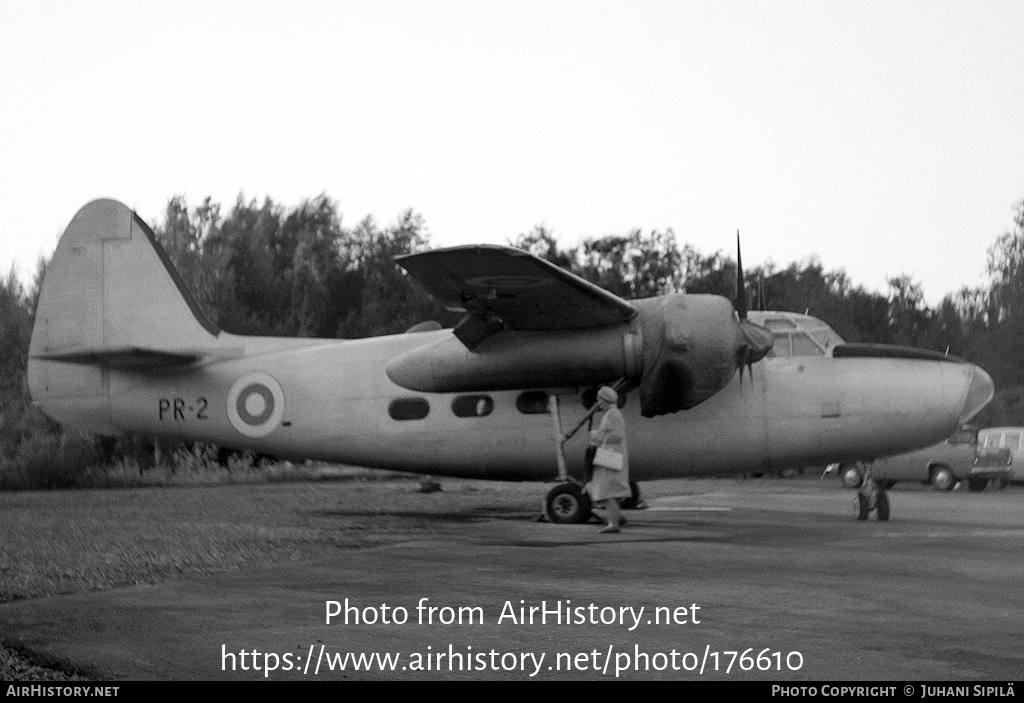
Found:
958,364 -> 995,425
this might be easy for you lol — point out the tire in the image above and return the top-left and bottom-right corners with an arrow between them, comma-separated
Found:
619,481 -> 643,510
855,493 -> 870,520
544,483 -> 593,524
875,491 -> 890,521
967,477 -> 989,493
930,466 -> 955,491
841,464 -> 864,489
998,477 -> 1010,490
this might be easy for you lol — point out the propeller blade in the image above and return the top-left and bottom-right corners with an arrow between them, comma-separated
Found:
733,232 -> 773,388
735,230 -> 748,321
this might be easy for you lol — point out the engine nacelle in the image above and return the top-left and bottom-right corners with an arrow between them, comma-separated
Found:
633,294 -> 743,415
385,293 -> 771,417
385,325 -> 640,393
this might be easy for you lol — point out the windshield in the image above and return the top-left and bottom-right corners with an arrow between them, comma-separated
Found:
749,312 -> 844,358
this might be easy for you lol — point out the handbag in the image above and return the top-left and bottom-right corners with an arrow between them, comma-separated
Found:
593,446 -> 624,471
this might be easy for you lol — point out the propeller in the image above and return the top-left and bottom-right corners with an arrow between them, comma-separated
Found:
734,231 -> 773,386
736,231 -> 748,321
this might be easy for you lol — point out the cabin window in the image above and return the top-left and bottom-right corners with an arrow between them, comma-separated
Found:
388,397 -> 430,421
452,394 -> 494,418
1004,432 -> 1022,449
516,391 -> 550,414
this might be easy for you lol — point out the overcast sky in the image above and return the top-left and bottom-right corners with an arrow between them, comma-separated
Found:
2,0 -> 1022,306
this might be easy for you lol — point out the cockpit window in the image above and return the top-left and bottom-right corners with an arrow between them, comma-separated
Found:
750,312 -> 843,358
768,332 -> 792,358
810,330 -> 833,348
767,330 -> 826,358
764,318 -> 798,331
791,331 -> 825,356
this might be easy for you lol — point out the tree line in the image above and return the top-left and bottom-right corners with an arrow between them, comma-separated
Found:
2,194 -> 1022,466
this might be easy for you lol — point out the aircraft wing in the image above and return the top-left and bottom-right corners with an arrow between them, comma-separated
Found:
397,245 -> 636,347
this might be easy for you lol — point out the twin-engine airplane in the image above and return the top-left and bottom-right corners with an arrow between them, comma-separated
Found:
28,200 -> 994,522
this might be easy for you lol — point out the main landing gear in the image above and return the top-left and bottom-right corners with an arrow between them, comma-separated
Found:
854,463 -> 890,521
542,480 -> 644,524
541,389 -> 645,524
544,481 -> 593,524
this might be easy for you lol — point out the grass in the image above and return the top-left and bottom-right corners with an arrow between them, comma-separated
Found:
0,470 -> 549,680
0,436 -> 417,491
0,474 -> 546,602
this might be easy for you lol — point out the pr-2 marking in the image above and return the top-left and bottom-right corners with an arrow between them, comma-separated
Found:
158,397 -> 209,421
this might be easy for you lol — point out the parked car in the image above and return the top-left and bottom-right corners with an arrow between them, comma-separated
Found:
837,425 -> 1012,492
978,427 -> 1024,482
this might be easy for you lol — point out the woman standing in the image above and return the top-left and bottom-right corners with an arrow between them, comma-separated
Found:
587,386 -> 631,533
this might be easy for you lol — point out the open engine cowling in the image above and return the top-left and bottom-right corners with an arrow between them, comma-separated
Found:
385,292 -> 772,417
633,294 -> 737,415
631,294 -> 772,416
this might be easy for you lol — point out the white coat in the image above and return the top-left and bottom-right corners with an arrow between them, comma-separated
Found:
586,404 -> 631,502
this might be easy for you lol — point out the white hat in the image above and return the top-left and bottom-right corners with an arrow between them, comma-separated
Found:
597,386 -> 618,403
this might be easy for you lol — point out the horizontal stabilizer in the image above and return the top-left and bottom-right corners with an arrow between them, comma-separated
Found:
33,346 -> 242,371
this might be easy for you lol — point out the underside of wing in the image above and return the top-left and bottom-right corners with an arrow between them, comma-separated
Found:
397,245 -> 636,348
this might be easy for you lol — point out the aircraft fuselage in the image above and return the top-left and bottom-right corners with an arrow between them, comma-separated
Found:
28,199 -> 993,483
33,328 -> 982,481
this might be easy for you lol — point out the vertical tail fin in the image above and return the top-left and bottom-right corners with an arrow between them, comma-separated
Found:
28,199 -> 220,427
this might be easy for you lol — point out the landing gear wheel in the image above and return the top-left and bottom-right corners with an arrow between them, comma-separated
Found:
875,491 -> 890,521
967,477 -> 989,492
930,466 -> 955,491
855,493 -> 870,520
618,481 -> 644,510
544,483 -> 593,524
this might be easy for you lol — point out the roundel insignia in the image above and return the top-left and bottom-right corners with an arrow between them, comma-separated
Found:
226,372 -> 284,438
465,274 -> 552,292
